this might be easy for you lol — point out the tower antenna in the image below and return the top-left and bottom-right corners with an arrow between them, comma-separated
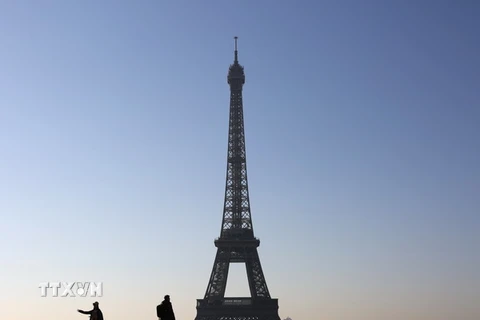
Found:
234,36 -> 238,62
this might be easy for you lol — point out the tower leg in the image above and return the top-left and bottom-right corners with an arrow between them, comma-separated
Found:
204,248 -> 230,300
245,248 -> 270,299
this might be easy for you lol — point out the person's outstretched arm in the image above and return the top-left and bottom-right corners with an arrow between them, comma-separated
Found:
77,309 -> 93,315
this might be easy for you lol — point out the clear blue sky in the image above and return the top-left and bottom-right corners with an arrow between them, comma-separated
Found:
1,1 -> 479,320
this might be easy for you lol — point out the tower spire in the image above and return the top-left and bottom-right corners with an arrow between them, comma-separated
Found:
234,36 -> 238,63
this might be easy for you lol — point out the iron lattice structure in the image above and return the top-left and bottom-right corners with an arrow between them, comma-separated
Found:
195,38 -> 280,320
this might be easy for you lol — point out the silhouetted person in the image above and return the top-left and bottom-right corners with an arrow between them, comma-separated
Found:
156,295 -> 176,320
78,301 -> 104,320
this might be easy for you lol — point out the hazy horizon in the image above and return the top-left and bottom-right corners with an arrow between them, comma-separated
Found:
1,1 -> 479,320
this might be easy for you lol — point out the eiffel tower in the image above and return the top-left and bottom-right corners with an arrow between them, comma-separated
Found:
195,37 -> 280,320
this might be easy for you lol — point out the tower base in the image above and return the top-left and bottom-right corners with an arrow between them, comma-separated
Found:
195,298 -> 280,320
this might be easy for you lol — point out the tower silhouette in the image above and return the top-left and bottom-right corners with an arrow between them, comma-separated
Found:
195,37 -> 280,320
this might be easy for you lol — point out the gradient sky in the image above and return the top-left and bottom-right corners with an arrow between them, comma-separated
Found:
1,1 -> 479,320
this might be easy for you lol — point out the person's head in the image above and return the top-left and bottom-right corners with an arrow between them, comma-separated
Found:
164,295 -> 170,302
93,301 -> 99,309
